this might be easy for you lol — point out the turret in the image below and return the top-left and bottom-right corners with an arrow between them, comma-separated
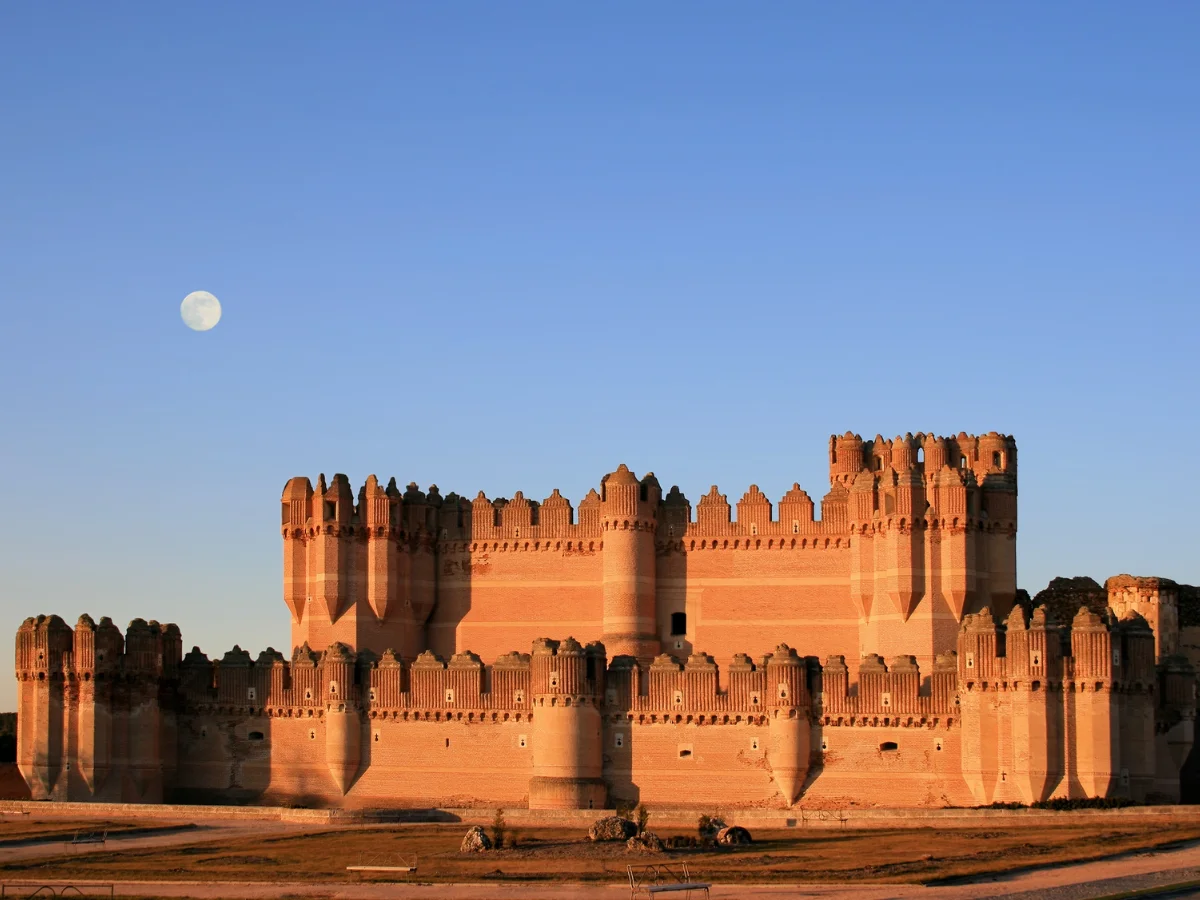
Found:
829,432 -> 863,484
765,644 -> 811,804
600,466 -> 660,660
528,637 -> 606,809
1069,608 -> 1118,799
309,474 -> 353,624
322,642 -> 361,795
281,477 -> 313,626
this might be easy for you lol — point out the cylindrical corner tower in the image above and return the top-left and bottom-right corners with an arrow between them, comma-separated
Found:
528,637 -> 606,810
600,465 -> 660,660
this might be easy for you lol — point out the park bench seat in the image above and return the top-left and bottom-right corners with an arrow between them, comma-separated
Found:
68,830 -> 107,846
627,863 -> 711,899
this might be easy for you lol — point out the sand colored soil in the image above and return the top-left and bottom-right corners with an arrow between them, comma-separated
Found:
4,817 -> 1200,887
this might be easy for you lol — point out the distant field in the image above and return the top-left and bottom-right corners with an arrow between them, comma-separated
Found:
5,817 -> 1200,885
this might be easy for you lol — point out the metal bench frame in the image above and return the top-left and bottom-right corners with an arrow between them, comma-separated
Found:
627,863 -> 711,899
65,831 -> 107,848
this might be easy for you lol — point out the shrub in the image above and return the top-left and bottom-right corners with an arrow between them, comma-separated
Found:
491,808 -> 507,849
635,803 -> 650,836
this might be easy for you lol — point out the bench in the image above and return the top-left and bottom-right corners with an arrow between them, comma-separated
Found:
67,830 -> 107,847
627,864 -> 711,899
346,854 -> 417,879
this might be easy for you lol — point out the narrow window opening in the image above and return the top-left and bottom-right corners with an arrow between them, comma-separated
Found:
445,688 -> 455,704
750,523 -> 758,535
935,739 -> 943,751
518,734 -> 527,748
880,692 -> 891,707
549,672 -> 559,689
678,747 -> 692,758
965,653 -> 975,670
880,741 -> 898,752
751,738 -> 759,751
875,458 -> 883,471
324,501 -> 336,521
615,733 -> 625,748
445,738 -> 450,748
670,612 -> 687,636
916,447 -> 924,464
309,730 -> 316,741
673,690 -> 683,705
514,690 -> 525,704
750,693 -> 760,706
992,451 -> 1002,467
374,731 -> 380,743
281,503 -> 290,525
247,687 -> 256,702
959,457 -> 967,469
304,689 -> 312,701
248,731 -> 264,741
792,521 -> 800,534
368,688 -> 376,702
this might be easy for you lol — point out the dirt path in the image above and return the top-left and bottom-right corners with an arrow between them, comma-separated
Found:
0,820 -> 307,865
2,840 -> 1199,899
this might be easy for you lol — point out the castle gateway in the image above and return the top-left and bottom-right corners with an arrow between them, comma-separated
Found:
16,432 -> 1198,809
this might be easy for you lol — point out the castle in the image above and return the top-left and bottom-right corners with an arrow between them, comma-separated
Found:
15,432 -> 1199,809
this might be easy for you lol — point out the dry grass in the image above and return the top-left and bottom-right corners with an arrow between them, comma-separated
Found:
4,816 -> 1200,886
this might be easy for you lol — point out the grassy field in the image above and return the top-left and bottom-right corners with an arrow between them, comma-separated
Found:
3,817 -> 1200,886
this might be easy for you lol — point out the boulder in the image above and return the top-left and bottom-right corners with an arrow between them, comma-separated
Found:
589,816 -> 638,842
626,831 -> 665,853
716,825 -> 752,846
460,825 -> 492,853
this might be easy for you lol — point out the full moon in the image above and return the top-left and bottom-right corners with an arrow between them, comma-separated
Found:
181,291 -> 222,331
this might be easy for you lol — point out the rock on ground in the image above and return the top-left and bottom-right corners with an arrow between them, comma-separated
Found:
626,831 -> 665,853
717,825 -> 753,846
588,816 -> 637,842
460,825 -> 492,852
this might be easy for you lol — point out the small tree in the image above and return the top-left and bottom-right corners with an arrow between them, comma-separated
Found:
615,799 -> 635,820
697,813 -> 712,839
491,808 -> 507,850
635,803 -> 650,836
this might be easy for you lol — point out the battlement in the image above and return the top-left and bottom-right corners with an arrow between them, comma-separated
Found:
954,605 -> 1171,691
15,614 -> 182,680
829,431 -> 1017,485
281,431 -> 1019,553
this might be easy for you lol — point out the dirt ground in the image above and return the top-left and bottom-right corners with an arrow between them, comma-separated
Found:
3,816 -> 1200,887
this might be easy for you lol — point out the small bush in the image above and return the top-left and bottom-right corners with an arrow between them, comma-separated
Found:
491,808 -> 507,849
635,803 -> 650,836
614,799 -> 635,819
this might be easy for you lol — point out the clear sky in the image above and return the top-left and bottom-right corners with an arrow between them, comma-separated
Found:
2,4 -> 1197,712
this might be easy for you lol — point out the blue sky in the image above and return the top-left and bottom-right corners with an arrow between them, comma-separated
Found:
1,4 -> 1197,711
